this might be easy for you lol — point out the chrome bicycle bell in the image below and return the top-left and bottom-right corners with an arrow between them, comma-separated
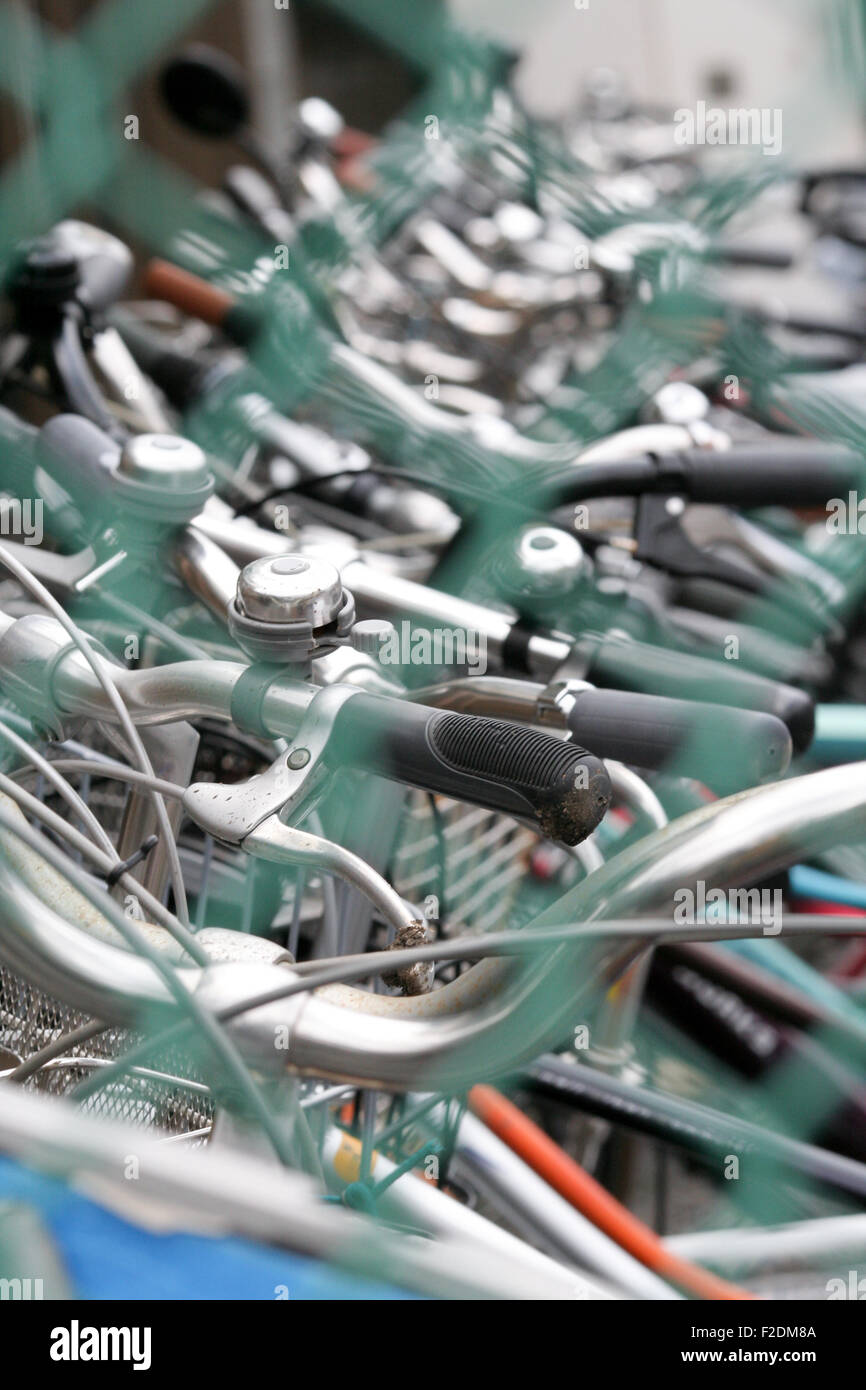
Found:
495,524 -> 590,620
229,553 -> 356,667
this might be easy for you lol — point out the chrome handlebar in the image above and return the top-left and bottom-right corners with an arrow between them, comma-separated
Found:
0,599 -> 861,1087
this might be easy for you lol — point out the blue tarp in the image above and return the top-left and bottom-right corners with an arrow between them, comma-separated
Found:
0,1156 -> 415,1300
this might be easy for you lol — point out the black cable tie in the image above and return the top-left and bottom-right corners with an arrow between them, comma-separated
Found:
104,834 -> 159,888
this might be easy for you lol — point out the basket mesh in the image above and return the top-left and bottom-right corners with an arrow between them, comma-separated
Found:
0,964 -> 213,1139
0,702 -> 534,1136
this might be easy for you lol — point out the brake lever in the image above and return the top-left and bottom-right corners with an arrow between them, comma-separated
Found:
244,817 -> 423,949
6,224 -> 129,440
0,539 -> 101,596
634,493 -> 766,593
181,682 -> 425,945
182,684 -> 358,840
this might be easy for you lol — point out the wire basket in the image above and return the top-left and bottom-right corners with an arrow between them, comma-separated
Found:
0,965 -> 213,1139
0,717 -> 539,1142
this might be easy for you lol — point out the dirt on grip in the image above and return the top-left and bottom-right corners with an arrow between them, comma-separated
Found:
536,756 -> 611,846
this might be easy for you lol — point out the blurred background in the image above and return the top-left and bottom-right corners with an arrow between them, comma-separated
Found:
7,0 -> 866,177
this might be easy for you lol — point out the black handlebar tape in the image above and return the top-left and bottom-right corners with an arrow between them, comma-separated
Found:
585,636 -> 815,753
768,311 -> 866,344
328,694 -> 611,845
562,687 -> 792,792
801,168 -> 866,211
544,442 -> 860,509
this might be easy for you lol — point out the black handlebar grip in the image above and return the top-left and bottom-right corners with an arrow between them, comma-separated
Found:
585,636 -> 815,753
562,687 -> 792,793
548,442 -> 860,509
675,443 -> 861,508
329,694 -> 611,845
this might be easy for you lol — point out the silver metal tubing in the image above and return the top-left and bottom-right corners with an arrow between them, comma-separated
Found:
185,513 -> 574,678
319,1123 -> 611,1299
174,525 -> 242,621
191,503 -> 292,566
40,634 -> 391,735
575,423 -> 727,463
666,1215 -> 866,1276
408,675 -> 549,722
214,763 -> 866,1090
341,558 -> 571,678
448,1109 -> 678,1299
0,846 -> 194,1020
605,761 -> 667,833
327,343 -> 584,466
342,560 -> 515,662
245,817 -> 422,940
65,658 -> 251,727
112,721 -> 199,906
590,763 -> 666,1052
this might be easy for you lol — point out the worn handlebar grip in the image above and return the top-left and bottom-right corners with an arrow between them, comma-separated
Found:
144,259 -> 236,328
329,694 -> 611,845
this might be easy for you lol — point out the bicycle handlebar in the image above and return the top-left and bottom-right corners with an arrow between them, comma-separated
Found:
407,677 -> 792,792
0,614 -> 610,845
10,416 -> 817,772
